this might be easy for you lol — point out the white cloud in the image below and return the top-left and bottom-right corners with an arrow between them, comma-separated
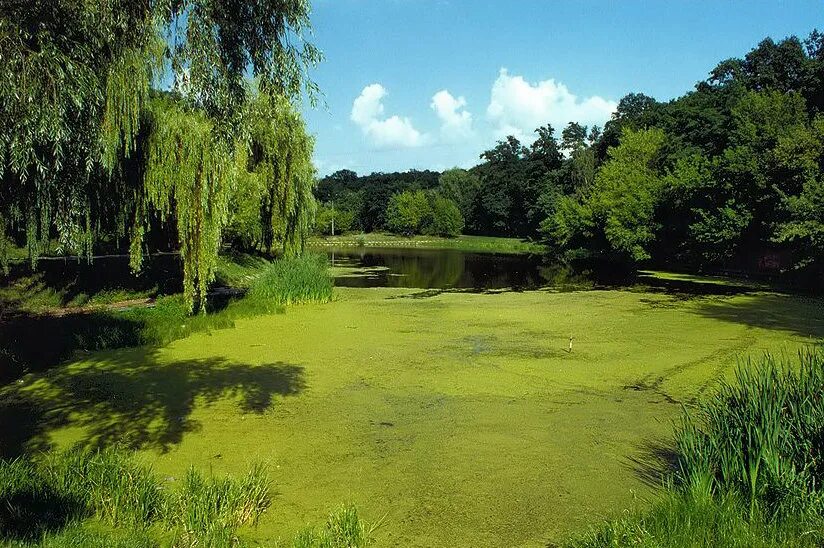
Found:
430,90 -> 473,141
351,84 -> 424,149
486,68 -> 617,141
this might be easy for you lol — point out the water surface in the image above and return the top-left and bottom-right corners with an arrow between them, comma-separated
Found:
327,247 -> 577,290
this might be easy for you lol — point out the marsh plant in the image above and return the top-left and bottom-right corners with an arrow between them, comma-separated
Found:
292,504 -> 374,548
570,348 -> 824,547
168,465 -> 270,546
676,349 -> 824,519
245,254 -> 333,311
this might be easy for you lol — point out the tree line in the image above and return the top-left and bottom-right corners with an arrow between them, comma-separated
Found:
316,30 -> 823,284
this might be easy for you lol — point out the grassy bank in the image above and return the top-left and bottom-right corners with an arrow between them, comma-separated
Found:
0,254 -> 332,382
3,284 -> 822,545
307,232 -> 545,254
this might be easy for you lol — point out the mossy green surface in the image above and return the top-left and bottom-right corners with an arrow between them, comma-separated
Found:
4,286 -> 822,546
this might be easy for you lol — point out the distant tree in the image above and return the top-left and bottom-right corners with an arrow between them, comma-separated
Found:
546,128 -> 665,262
561,122 -> 588,154
588,128 -> 666,261
314,203 -> 355,235
438,168 -> 480,222
426,196 -> 464,237
385,190 -> 432,235
596,93 -> 659,162
773,115 -> 824,270
475,136 -> 529,236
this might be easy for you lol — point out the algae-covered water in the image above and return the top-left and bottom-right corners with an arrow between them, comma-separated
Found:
3,249 -> 823,546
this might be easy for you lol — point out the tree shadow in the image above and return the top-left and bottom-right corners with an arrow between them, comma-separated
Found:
692,293 -> 824,340
0,349 -> 305,457
0,312 -> 146,383
625,439 -> 682,489
1,254 -> 181,310
0,484 -> 84,541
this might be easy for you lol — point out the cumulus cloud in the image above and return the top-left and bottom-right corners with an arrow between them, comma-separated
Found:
486,69 -> 617,141
430,90 -> 473,140
351,84 -> 424,148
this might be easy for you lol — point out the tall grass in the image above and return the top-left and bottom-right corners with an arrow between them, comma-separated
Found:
568,477 -> 821,548
0,446 -> 369,547
41,447 -> 164,528
675,349 -> 824,518
0,447 -> 271,547
292,504 -> 373,548
568,348 -> 824,547
244,254 -> 333,312
0,447 -> 162,538
168,464 -> 270,546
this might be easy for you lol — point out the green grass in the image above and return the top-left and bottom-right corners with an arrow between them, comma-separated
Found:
244,254 -> 334,310
566,480 -> 821,548
292,504 -> 374,548
308,232 -> 545,254
0,446 -> 368,547
3,284 -> 822,546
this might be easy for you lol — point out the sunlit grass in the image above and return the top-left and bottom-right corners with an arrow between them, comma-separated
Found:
308,232 -> 545,254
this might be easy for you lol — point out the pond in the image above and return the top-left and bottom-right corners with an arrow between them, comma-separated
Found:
326,247 -> 588,291
324,246 -> 759,296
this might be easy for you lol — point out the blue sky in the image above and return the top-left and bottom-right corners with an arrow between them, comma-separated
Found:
301,0 -> 823,176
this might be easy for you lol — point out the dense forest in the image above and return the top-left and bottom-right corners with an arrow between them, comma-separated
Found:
316,30 -> 824,285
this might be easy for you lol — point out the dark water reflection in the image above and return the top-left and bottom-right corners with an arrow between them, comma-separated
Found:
327,247 -> 594,291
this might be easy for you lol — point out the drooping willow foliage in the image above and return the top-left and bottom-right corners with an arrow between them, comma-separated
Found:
0,0 -> 322,311
139,99 -> 235,311
246,91 -> 317,257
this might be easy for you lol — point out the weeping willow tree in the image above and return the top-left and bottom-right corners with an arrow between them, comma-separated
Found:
0,0 -> 322,311
246,90 -> 317,257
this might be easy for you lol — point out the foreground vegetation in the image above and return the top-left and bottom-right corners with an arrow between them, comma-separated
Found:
3,283 -> 821,545
570,350 -> 824,547
0,446 -> 370,547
